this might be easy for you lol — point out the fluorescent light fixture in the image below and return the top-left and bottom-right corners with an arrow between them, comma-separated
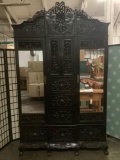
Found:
97,0 -> 104,2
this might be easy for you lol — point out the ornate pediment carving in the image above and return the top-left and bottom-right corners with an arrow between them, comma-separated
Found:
13,1 -> 108,38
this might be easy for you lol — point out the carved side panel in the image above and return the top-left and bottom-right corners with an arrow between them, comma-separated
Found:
49,39 -> 60,75
63,39 -> 73,74
49,94 -> 75,108
49,77 -> 75,92
49,126 -> 76,142
18,40 -> 43,50
21,126 -> 48,142
78,125 -> 106,141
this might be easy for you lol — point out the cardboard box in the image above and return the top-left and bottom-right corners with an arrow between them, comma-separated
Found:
28,72 -> 43,83
28,83 -> 44,97
28,61 -> 43,72
80,50 -> 85,61
19,67 -> 28,78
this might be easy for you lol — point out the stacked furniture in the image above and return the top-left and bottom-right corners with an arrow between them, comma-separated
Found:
13,2 -> 109,155
27,61 -> 44,97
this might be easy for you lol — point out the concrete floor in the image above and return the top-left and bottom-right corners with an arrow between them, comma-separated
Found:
21,90 -> 45,114
0,137 -> 120,160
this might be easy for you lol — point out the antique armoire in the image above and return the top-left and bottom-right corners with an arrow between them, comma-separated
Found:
13,1 -> 109,155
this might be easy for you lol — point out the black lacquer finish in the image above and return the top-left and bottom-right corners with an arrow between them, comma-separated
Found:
13,1 -> 108,153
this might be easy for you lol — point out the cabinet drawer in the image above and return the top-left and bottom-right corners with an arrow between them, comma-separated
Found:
20,126 -> 48,142
49,94 -> 75,108
78,125 -> 106,141
48,109 -> 77,124
49,77 -> 75,92
49,126 -> 76,142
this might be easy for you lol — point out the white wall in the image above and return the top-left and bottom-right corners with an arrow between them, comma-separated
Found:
33,51 -> 43,61
19,51 -> 33,67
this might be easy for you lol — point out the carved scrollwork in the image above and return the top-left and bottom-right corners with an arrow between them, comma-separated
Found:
49,127 -> 75,142
80,40 -> 105,48
21,127 -> 47,141
78,125 -> 106,141
50,94 -> 74,107
50,77 -> 75,91
76,10 -> 92,20
13,19 -> 45,38
80,113 -> 104,122
19,141 -> 108,151
21,114 -> 45,124
76,18 -> 107,36
49,110 -> 74,123
78,141 -> 108,150
46,2 -> 75,35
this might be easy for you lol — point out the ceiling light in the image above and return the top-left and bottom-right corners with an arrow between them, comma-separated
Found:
97,0 -> 104,2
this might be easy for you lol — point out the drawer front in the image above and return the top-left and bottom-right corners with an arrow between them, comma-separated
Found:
48,109 -> 77,124
21,126 -> 48,142
78,125 -> 106,141
21,114 -> 45,125
49,77 -> 75,92
49,94 -> 75,108
80,113 -> 104,123
80,94 -> 100,101
49,126 -> 76,142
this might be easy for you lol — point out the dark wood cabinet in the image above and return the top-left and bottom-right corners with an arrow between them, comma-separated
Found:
13,2 -> 109,155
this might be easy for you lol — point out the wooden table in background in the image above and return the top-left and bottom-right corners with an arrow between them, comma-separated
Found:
80,89 -> 103,112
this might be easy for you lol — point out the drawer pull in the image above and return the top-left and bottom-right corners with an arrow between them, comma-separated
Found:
33,133 -> 37,136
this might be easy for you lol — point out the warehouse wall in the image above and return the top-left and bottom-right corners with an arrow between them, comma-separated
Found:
107,45 -> 120,139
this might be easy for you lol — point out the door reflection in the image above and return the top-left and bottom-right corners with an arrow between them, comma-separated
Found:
19,50 -> 45,114
80,49 -> 104,113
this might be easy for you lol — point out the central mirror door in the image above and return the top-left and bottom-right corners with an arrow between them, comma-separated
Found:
18,50 -> 45,114
79,49 -> 105,113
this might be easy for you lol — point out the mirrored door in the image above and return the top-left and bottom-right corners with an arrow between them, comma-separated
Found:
18,50 -> 45,114
80,49 -> 104,113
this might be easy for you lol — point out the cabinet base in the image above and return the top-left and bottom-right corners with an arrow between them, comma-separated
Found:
19,141 -> 108,154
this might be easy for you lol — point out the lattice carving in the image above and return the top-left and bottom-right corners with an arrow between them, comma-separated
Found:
50,95 -> 74,107
63,39 -> 72,74
18,41 -> 43,49
50,77 -> 75,91
49,40 -> 60,74
78,125 -> 106,141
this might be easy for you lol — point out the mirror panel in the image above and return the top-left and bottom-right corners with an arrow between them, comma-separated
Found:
80,49 -> 104,113
18,50 -> 45,114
